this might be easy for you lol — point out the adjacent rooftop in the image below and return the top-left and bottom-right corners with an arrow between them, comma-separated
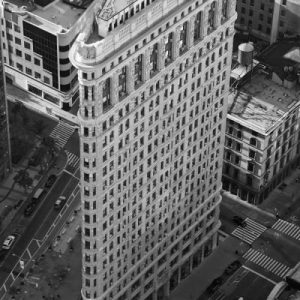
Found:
228,72 -> 300,133
228,40 -> 300,133
4,0 -> 94,31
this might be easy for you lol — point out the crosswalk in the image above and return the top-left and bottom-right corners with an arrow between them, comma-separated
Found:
243,248 -> 290,278
66,150 -> 80,169
272,219 -> 300,241
231,218 -> 267,244
50,122 -> 75,149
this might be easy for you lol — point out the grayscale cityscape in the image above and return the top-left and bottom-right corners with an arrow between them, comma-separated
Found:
0,0 -> 300,299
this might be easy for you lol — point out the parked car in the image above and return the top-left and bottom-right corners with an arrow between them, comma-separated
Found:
54,196 -> 66,210
2,235 -> 16,250
206,277 -> 223,294
225,260 -> 242,275
45,175 -> 57,189
24,202 -> 36,217
232,216 -> 247,227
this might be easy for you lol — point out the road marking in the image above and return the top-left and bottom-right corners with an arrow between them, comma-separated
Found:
272,219 -> 300,241
231,218 -> 267,245
242,265 -> 276,284
243,248 -> 290,279
50,122 -> 74,149
34,174 -> 74,241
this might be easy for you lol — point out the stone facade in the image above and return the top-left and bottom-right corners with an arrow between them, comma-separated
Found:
69,0 -> 237,299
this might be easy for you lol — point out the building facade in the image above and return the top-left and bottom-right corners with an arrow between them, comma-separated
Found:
69,0 -> 237,299
0,29 -> 11,180
235,0 -> 300,44
0,0 -> 97,110
223,42 -> 300,204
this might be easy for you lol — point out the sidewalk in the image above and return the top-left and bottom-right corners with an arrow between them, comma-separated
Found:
258,167 -> 300,225
6,84 -> 79,126
170,236 -> 248,300
7,233 -> 82,300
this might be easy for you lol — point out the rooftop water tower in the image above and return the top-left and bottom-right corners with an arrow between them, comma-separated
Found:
238,42 -> 254,68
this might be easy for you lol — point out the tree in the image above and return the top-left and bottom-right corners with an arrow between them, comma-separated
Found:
42,136 -> 58,157
13,169 -> 33,193
30,119 -> 46,135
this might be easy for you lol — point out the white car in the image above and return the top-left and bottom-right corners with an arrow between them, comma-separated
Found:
2,235 -> 16,250
54,196 -> 66,209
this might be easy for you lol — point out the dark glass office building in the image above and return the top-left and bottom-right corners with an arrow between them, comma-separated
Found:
0,32 -> 11,180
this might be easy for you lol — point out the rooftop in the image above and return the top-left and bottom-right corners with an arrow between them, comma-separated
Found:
228,72 -> 300,133
4,0 -> 94,31
258,41 -> 300,80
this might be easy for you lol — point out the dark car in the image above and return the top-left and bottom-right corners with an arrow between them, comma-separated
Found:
206,277 -> 223,294
45,175 -> 57,189
225,260 -> 242,275
232,216 -> 247,227
24,202 -> 36,217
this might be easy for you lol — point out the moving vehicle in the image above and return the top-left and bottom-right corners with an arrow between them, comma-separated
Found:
2,235 -> 16,250
54,196 -> 66,210
232,216 -> 247,227
32,188 -> 44,202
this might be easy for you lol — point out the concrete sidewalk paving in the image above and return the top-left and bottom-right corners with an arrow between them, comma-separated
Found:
8,233 -> 82,300
258,167 -> 300,225
53,206 -> 81,254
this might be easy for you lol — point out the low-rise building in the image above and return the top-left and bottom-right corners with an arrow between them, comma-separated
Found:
0,0 -> 97,111
223,41 -> 300,204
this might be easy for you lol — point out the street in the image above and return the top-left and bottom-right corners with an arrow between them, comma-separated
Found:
217,192 -> 300,300
0,170 -> 79,286
0,119 -> 80,298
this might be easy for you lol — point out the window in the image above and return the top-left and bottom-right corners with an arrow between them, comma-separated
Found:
44,77 -> 50,84
250,137 -> 257,147
34,58 -> 41,66
24,42 -> 30,49
16,49 -> 22,57
25,54 -> 31,61
15,37 -> 21,45
247,162 -> 254,172
25,67 -> 32,76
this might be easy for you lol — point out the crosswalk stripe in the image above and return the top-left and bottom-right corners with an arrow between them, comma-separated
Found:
272,219 -> 300,241
231,218 -> 267,245
245,218 -> 266,231
243,249 -> 290,278
50,122 -> 75,149
66,151 -> 80,168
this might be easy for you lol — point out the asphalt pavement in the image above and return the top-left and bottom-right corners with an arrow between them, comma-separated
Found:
223,266 -> 274,300
0,169 -> 79,293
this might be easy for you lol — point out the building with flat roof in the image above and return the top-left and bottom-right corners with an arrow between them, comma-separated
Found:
0,0 -> 97,111
0,30 -> 11,180
223,41 -> 300,204
235,0 -> 300,44
69,0 -> 237,299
